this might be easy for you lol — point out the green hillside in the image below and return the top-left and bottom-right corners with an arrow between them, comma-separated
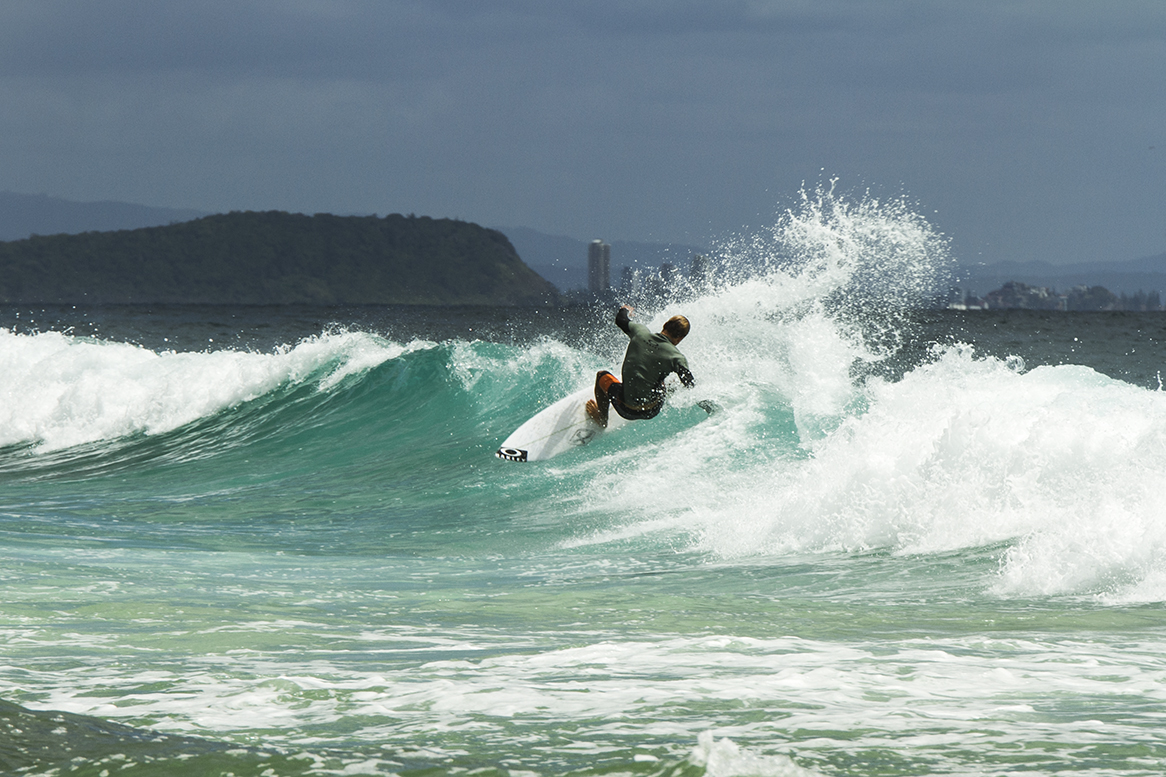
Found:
0,211 -> 558,305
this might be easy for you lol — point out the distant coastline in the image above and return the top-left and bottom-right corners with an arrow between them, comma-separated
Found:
2,192 -> 1164,308
953,254 -> 1166,302
950,280 -> 1163,311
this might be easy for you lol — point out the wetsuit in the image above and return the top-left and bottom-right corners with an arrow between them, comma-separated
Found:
595,307 -> 694,421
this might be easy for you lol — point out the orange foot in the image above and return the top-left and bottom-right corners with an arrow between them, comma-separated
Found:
585,399 -> 608,428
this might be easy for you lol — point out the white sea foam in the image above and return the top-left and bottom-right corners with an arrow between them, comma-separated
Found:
573,328 -> 1166,599
691,732 -> 825,777
0,329 -> 405,452
10,627 -> 1166,770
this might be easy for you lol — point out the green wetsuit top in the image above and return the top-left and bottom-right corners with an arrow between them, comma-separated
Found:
616,307 -> 695,407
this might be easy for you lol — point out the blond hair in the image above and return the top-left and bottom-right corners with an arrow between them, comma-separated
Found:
662,315 -> 690,340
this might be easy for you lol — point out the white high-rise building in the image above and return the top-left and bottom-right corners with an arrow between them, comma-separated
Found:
588,240 -> 611,293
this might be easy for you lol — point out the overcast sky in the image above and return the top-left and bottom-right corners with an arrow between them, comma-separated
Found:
1,1 -> 1163,266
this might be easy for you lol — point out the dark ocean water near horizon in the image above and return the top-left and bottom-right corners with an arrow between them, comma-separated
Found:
3,191 -> 1166,777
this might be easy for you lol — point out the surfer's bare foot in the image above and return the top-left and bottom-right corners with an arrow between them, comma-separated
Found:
585,399 -> 607,428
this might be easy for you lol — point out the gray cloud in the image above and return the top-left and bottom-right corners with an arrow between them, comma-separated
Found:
1,1 -> 1164,265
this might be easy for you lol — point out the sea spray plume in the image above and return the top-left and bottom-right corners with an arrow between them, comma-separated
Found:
713,181 -> 953,355
785,181 -> 951,308
612,182 -> 951,348
702,184 -> 952,437
563,185 -> 961,553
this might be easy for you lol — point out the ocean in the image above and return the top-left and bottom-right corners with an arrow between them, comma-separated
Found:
3,192 -> 1166,777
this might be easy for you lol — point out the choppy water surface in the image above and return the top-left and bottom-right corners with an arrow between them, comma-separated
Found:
3,190 -> 1166,776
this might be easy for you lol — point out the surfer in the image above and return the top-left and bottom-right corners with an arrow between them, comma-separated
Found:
586,305 -> 694,428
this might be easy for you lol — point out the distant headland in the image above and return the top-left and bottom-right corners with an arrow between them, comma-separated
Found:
0,211 -> 558,306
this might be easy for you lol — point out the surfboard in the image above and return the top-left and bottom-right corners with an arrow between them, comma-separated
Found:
495,387 -> 628,462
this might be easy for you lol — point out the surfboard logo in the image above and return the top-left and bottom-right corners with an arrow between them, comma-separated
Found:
496,447 -> 528,462
571,429 -> 595,446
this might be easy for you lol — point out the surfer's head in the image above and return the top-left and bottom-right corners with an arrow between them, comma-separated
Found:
662,315 -> 690,345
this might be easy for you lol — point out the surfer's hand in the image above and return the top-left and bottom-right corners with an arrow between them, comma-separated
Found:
620,304 -> 634,316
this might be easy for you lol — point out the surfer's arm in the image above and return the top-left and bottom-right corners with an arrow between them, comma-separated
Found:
615,305 -> 633,335
676,364 -> 695,388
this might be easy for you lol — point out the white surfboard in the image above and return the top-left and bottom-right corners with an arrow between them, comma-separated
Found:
496,387 -> 628,462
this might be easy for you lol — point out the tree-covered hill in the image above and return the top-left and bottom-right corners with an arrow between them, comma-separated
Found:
0,211 -> 558,305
